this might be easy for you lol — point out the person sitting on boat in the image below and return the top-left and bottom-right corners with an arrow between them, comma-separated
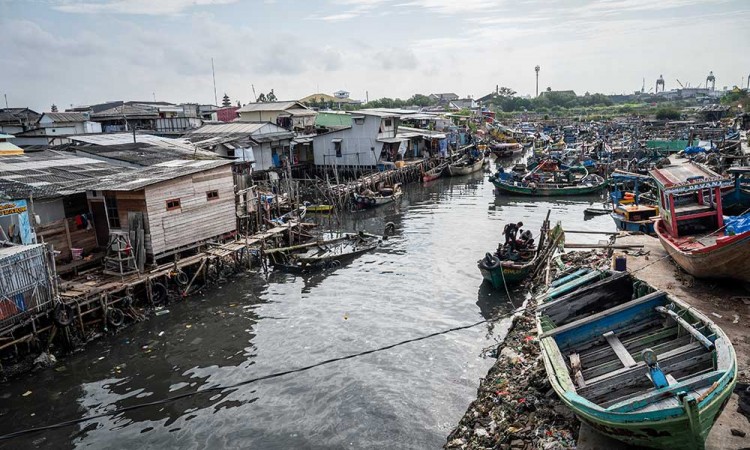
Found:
518,229 -> 534,248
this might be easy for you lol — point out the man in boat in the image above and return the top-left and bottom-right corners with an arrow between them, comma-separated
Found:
518,229 -> 534,249
503,221 -> 523,255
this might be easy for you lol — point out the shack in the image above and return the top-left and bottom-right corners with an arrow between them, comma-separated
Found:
0,244 -> 56,333
88,160 -> 237,264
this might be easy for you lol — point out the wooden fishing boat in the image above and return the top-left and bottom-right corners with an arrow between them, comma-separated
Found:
352,183 -> 402,209
267,233 -> 380,272
447,154 -> 485,176
305,204 -> 334,213
537,271 -> 737,450
609,171 -> 659,234
492,173 -> 607,196
489,142 -> 522,157
584,207 -> 611,216
478,215 -> 563,289
491,159 -> 607,196
422,162 -> 447,182
650,163 -> 750,281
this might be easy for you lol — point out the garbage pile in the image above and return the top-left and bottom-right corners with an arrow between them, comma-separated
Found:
445,311 -> 578,450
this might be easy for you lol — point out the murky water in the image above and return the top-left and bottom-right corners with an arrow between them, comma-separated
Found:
0,156 -> 615,450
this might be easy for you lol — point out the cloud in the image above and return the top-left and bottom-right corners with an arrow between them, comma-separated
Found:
374,48 -> 417,70
52,0 -> 239,15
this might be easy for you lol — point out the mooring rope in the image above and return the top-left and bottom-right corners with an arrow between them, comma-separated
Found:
0,311 -> 522,441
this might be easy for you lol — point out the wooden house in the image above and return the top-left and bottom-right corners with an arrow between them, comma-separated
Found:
236,101 -> 317,133
88,160 -> 236,262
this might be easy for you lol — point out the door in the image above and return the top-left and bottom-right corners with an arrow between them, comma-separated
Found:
90,201 -> 110,247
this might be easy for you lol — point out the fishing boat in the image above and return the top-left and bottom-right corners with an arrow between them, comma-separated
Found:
447,154 -> 485,176
477,214 -> 563,289
422,162 -> 447,182
491,159 -> 607,196
489,142 -> 522,157
650,163 -> 750,282
270,204 -> 307,225
305,204 -> 334,213
352,183 -> 402,209
609,171 -> 659,234
584,207 -> 611,216
267,233 -> 380,273
537,271 -> 737,450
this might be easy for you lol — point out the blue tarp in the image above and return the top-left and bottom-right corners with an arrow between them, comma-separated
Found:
724,214 -> 750,235
684,146 -> 706,155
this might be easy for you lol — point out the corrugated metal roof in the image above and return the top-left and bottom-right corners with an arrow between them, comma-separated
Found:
0,150 -> 128,199
90,159 -> 233,191
74,143 -> 221,166
315,112 -> 353,128
41,112 -> 89,123
237,101 -> 309,113
69,133 -> 196,152
91,104 -> 159,118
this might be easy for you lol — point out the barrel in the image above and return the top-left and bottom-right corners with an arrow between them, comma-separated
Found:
613,254 -> 627,272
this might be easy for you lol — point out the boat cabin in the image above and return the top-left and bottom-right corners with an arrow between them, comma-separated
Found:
650,163 -> 732,238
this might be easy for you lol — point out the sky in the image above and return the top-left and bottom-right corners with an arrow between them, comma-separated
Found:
1,0 -> 749,112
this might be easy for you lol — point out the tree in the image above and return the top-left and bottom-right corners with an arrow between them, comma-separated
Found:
655,107 -> 681,120
222,93 -> 231,108
497,87 -> 516,97
267,89 -> 277,102
257,92 -> 267,102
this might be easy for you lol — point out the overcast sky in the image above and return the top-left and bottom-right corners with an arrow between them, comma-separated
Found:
2,0 -> 748,112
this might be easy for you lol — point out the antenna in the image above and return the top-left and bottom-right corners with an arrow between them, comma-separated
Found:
211,57 -> 218,106
251,84 -> 257,102
3,94 -> 7,108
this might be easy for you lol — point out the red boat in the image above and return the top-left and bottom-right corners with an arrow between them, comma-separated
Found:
650,163 -> 750,282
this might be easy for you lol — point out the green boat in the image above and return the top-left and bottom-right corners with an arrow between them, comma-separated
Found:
491,159 -> 607,196
536,271 -> 737,450
478,218 -> 563,290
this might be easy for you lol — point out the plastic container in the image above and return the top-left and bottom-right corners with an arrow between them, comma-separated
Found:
71,248 -> 83,261
613,254 -> 627,272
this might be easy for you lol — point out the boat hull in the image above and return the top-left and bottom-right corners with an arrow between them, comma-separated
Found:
478,262 -> 532,289
611,213 -> 655,234
352,191 -> 402,209
447,157 -> 484,176
540,341 -> 736,450
655,220 -> 750,282
492,179 -> 607,196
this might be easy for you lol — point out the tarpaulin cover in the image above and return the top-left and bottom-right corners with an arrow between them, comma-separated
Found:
724,214 -> 750,235
684,146 -> 707,155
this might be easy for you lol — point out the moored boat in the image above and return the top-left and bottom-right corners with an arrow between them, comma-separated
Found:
609,171 -> 659,234
650,163 -> 750,281
478,214 -> 563,289
422,162 -> 447,182
536,271 -> 737,449
352,183 -> 402,209
267,232 -> 380,272
447,154 -> 485,176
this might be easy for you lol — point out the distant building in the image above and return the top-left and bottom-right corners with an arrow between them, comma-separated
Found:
428,93 -> 459,102
0,108 -> 41,134
216,106 -> 240,123
333,90 -> 351,99
236,101 -> 317,132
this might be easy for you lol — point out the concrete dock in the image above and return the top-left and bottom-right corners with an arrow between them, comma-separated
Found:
577,233 -> 749,450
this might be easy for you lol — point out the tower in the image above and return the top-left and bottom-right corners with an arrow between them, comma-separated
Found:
222,93 -> 231,108
706,71 -> 715,91
656,75 -> 665,93
535,65 -> 540,97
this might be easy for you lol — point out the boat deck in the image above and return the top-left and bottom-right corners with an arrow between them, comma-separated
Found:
569,321 -> 716,410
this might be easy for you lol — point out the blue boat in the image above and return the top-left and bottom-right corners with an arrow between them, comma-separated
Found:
536,271 -> 736,449
609,171 -> 659,234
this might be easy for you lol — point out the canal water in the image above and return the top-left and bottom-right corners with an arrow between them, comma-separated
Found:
0,156 -> 615,450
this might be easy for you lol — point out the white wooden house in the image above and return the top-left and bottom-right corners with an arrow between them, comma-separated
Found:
312,109 -> 428,170
88,160 -> 236,262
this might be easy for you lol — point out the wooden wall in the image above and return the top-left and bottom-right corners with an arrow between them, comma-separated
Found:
144,165 -> 236,257
36,217 -> 97,261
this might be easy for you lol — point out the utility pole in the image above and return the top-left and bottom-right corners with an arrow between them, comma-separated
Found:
535,65 -> 540,97
211,57 -> 218,106
3,94 -> 7,108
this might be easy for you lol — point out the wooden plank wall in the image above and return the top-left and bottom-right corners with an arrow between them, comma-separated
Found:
145,165 -> 237,257
36,217 -> 97,261
114,191 -> 153,255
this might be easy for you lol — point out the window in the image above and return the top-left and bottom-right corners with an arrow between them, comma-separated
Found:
206,190 -> 219,201
384,119 -> 392,127
105,196 -> 120,228
334,140 -> 342,157
354,117 -> 364,125
166,198 -> 181,211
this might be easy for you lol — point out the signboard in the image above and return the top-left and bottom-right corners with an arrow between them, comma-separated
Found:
0,200 -> 36,244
